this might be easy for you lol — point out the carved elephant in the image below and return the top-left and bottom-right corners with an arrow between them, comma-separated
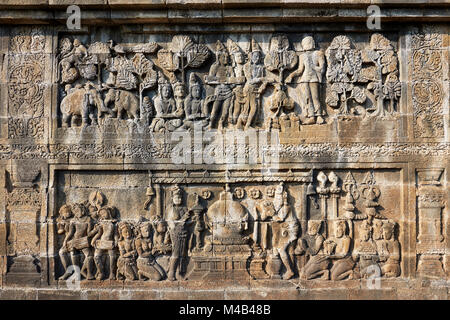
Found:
60,86 -> 107,127
104,88 -> 140,120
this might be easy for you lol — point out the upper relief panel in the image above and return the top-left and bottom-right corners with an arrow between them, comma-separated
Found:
52,30 -> 405,144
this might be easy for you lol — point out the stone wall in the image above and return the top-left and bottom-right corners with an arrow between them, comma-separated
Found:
0,1 -> 448,300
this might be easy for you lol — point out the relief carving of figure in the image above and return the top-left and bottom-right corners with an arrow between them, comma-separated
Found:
286,36 -> 326,124
135,221 -> 166,281
166,185 -> 192,281
64,203 -> 95,280
375,220 -> 401,278
204,41 -> 238,131
238,39 -> 267,130
183,73 -> 209,130
352,220 -> 379,279
270,183 -> 299,280
57,204 -> 74,280
324,220 -> 355,280
90,206 -> 118,280
116,222 -> 138,280
150,78 -> 183,132
300,220 -> 330,280
265,83 -> 295,131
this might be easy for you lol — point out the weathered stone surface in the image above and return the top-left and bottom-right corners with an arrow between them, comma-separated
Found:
0,1 -> 448,301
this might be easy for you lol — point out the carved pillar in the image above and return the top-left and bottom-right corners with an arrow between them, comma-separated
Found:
4,160 -> 43,286
416,168 -> 446,279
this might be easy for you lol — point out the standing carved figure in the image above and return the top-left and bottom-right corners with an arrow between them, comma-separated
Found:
90,207 -> 118,280
166,185 -> 192,281
271,184 -> 299,280
135,221 -> 166,281
116,222 -> 138,280
204,41 -> 237,131
65,203 -> 95,280
237,39 -> 267,130
57,204 -> 74,280
286,36 -> 326,124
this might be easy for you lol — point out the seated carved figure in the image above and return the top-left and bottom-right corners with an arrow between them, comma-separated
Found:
265,84 -> 295,131
324,220 -> 355,281
135,221 -> 166,281
116,222 -> 138,281
376,220 -> 401,278
183,74 -> 209,130
150,78 -> 183,132
352,220 -> 379,279
300,220 -> 330,280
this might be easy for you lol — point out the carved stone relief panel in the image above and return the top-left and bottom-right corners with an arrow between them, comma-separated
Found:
409,29 -> 447,139
52,169 -> 404,282
52,31 -> 403,144
6,27 -> 51,142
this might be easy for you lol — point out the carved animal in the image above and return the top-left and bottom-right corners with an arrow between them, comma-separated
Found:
60,87 -> 106,127
104,88 -> 140,120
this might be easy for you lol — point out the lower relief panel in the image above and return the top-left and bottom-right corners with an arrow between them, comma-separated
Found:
51,168 -> 405,286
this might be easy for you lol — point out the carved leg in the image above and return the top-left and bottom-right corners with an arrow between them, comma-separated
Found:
167,257 -> 178,281
209,100 -> 221,130
59,248 -> 73,280
94,249 -> 104,280
279,246 -> 295,280
82,248 -> 95,280
219,98 -> 232,130
108,251 -> 117,280
245,98 -> 257,130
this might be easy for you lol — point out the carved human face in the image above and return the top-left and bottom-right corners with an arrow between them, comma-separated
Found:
361,226 -> 371,241
234,52 -> 245,65
335,222 -> 345,238
218,53 -> 228,65
73,39 -> 81,47
60,205 -> 72,219
73,205 -> 84,218
373,220 -> 383,240
383,225 -> 394,240
173,193 -> 182,206
265,186 -> 275,198
308,222 -> 320,236
122,226 -> 131,239
192,85 -> 201,99
99,208 -> 110,220
302,37 -> 315,51
140,224 -> 151,238
251,51 -> 261,64
162,85 -> 172,99
174,85 -> 184,98
234,187 -> 245,199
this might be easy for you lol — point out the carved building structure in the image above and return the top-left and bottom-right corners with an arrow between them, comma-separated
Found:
0,1 -> 448,300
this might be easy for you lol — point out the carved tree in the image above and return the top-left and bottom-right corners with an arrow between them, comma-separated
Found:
157,35 -> 210,85
131,53 -> 158,117
325,35 -> 367,116
264,34 -> 297,84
